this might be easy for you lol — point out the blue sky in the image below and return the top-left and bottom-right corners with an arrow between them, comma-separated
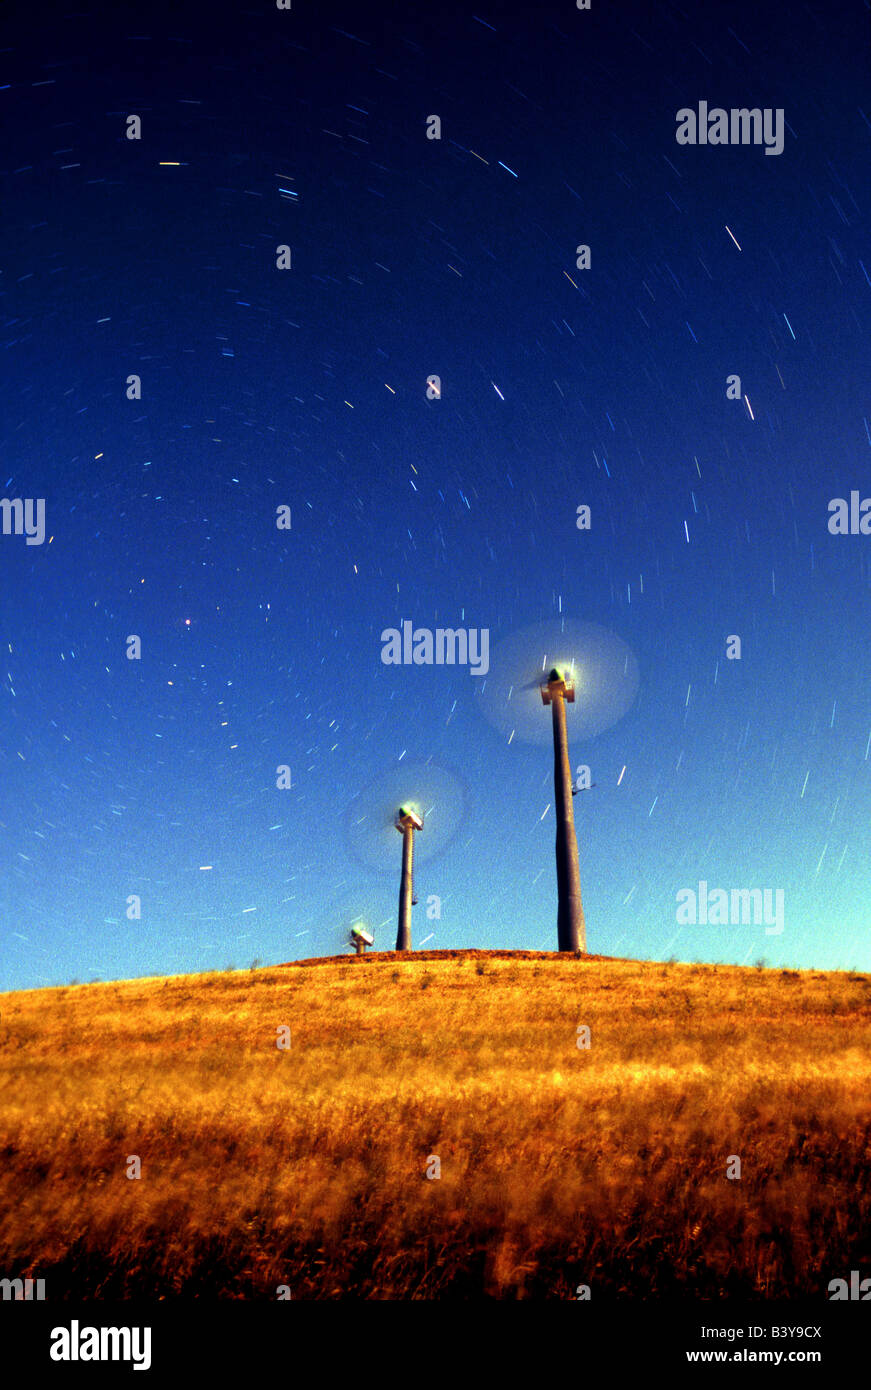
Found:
2,0 -> 871,990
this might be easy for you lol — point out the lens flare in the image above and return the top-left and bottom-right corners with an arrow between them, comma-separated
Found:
344,761 -> 466,870
476,619 -> 640,745
316,884 -> 390,955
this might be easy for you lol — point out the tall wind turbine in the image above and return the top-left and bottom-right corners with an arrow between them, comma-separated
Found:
541,667 -> 585,952
475,619 -> 640,955
394,805 -> 423,950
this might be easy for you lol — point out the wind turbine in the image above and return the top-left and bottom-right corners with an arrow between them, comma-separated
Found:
394,805 -> 424,951
476,619 -> 639,954
350,922 -> 375,955
540,666 -> 585,952
342,761 -> 466,955
320,886 -> 389,960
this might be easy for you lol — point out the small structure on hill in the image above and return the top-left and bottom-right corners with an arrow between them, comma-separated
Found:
350,922 -> 374,955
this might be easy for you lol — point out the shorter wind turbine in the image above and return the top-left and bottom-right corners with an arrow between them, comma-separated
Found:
342,761 -> 465,956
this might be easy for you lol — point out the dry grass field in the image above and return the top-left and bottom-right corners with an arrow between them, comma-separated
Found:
1,950 -> 869,1299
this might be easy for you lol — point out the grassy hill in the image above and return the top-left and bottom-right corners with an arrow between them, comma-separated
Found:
1,950 -> 870,1298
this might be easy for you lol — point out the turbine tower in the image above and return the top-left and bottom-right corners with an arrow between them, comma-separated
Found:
541,667 -> 586,952
394,806 -> 423,951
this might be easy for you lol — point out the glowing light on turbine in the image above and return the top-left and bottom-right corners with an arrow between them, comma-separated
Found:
344,761 -> 465,870
477,619 -> 640,745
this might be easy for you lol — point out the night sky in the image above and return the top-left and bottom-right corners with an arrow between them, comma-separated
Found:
3,0 -> 871,992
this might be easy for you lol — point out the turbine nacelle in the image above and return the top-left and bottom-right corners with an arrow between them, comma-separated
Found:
540,666 -> 575,705
395,805 -> 424,832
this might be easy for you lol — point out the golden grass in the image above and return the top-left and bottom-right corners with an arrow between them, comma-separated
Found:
1,951 -> 870,1298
